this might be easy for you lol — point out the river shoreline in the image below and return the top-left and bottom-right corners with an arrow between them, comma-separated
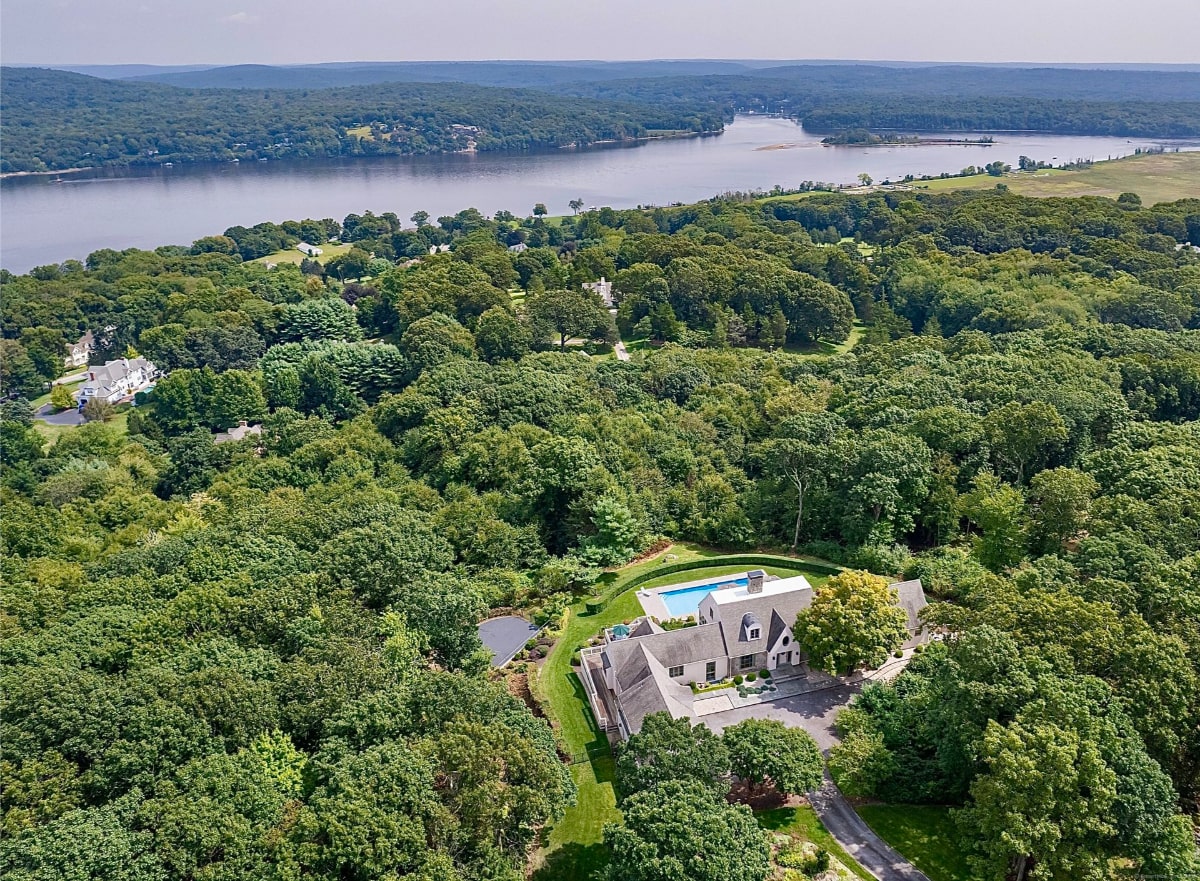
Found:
2,129 -> 725,180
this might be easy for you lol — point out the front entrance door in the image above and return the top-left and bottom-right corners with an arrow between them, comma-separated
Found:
778,651 -> 791,666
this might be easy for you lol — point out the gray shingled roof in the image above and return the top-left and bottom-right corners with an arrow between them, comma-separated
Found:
615,644 -> 696,734
605,623 -> 728,685
720,589 -> 813,656
890,579 -> 928,635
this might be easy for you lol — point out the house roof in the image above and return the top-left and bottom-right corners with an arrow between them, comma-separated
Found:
717,580 -> 814,656
81,358 -> 155,395
615,644 -> 695,733
606,623 -> 728,688
890,579 -> 928,634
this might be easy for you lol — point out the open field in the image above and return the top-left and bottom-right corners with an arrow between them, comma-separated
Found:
910,151 -> 1200,205
252,241 -> 354,266
856,805 -> 972,881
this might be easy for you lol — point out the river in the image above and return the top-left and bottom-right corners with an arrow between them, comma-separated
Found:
2,116 -> 1195,273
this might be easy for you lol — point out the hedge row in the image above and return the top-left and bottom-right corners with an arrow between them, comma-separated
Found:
583,554 -> 842,615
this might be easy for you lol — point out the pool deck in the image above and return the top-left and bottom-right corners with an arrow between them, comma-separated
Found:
636,572 -> 752,620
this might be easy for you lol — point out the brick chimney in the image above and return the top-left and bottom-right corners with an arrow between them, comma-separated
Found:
747,570 -> 765,594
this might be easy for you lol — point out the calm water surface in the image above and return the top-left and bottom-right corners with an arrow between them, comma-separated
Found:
2,116 -> 1195,273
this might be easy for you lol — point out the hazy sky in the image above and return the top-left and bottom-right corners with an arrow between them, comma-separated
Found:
3,0 -> 1199,66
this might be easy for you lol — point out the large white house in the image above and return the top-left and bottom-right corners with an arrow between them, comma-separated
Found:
63,331 -> 94,369
582,277 -> 614,307
581,570 -> 927,739
77,358 -> 159,407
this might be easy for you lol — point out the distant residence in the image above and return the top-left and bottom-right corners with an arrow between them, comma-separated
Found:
77,357 -> 159,407
428,244 -> 451,255
63,331 -> 94,369
582,276 -> 614,307
296,242 -> 323,257
214,420 -> 263,444
507,242 -> 529,253
581,570 -> 927,739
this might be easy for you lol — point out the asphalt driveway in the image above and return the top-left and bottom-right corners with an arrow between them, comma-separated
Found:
478,615 -> 540,667
700,680 -> 862,750
701,680 -> 931,881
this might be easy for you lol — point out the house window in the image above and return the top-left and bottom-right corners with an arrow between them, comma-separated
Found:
705,661 -> 716,680
668,665 -> 684,678
748,628 -> 760,640
699,615 -> 706,625
782,635 -> 790,646
739,654 -> 755,670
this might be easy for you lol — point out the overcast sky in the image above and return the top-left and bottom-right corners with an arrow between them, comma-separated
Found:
3,0 -> 1198,66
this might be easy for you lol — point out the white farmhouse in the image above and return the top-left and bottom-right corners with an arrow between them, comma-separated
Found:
296,242 -> 323,257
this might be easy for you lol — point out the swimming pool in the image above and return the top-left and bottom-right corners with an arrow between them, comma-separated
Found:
659,577 -> 749,618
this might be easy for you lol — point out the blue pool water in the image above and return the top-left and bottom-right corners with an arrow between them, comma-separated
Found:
659,577 -> 748,618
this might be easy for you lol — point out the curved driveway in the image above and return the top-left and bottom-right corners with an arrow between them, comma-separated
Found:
703,681 -> 930,881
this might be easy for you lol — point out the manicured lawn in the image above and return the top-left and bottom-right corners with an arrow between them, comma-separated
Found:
531,757 -> 620,881
856,805 -> 973,881
34,410 -> 128,443
252,241 -> 353,267
634,563 -> 829,593
784,320 -> 865,359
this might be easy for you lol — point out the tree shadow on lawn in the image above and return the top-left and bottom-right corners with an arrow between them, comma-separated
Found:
531,841 -> 611,881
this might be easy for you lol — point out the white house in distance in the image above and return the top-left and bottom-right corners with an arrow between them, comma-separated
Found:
77,358 -> 159,407
63,331 -> 94,369
296,242 -> 323,257
581,570 -> 927,739
583,277 -> 614,307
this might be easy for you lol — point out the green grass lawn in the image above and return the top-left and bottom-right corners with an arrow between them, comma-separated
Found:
31,376 -> 84,409
530,757 -> 620,881
34,409 -> 128,444
531,544 -> 841,879
856,805 -> 973,881
758,806 -> 875,881
253,241 -> 354,267
907,151 -> 1200,205
784,320 -> 865,359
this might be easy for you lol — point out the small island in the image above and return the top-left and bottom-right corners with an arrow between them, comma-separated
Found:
821,128 -> 995,146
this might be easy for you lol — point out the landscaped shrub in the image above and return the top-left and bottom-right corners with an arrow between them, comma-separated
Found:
525,639 -> 537,650
850,541 -> 913,576
746,673 -> 757,682
759,669 -> 770,678
733,675 -> 744,685
571,650 -> 581,666
893,650 -> 904,658
584,597 -> 604,614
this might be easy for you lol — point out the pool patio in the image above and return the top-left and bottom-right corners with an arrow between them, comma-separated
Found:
636,572 -> 753,620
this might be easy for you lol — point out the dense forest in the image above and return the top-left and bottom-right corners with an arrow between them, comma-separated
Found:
5,62 -> 1200,173
3,185 -> 1200,878
0,68 -> 722,174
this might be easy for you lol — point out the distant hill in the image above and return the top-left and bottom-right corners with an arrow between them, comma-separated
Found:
0,67 -> 723,174
119,60 -> 762,90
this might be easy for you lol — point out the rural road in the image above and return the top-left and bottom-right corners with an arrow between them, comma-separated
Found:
613,340 -> 631,361
810,776 -> 931,881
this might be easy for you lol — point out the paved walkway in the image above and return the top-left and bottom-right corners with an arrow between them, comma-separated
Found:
613,340 -> 631,361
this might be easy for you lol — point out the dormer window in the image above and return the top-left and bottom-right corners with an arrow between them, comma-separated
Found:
749,628 -> 760,640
